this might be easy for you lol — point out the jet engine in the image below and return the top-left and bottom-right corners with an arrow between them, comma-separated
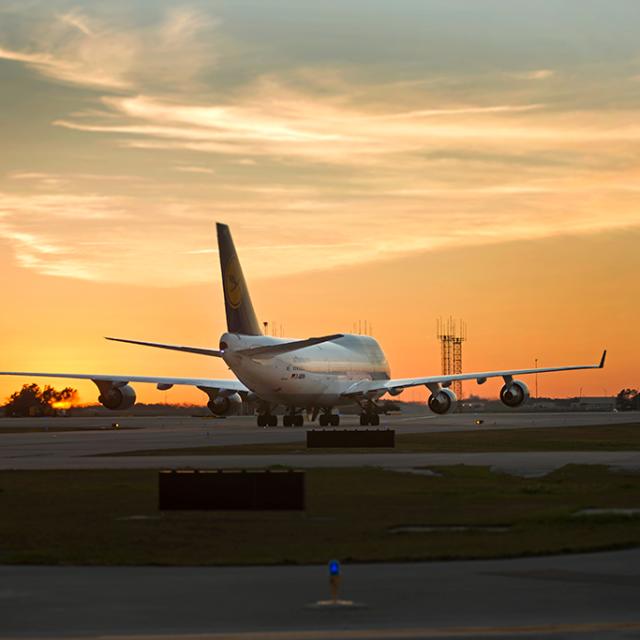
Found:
500,380 -> 529,408
427,388 -> 457,415
98,384 -> 137,410
207,392 -> 242,416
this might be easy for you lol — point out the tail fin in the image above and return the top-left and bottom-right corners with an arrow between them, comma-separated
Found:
216,223 -> 262,336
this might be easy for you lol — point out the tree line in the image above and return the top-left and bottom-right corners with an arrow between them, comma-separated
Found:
3,384 -> 78,417
616,389 -> 640,411
2,384 -> 639,416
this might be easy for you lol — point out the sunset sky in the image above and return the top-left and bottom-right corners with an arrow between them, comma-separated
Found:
1,0 -> 638,405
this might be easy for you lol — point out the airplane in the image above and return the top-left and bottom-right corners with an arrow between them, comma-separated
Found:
1,223 -> 606,427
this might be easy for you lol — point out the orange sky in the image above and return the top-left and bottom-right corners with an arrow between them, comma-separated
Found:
0,2 -> 639,405
1,227 -> 636,405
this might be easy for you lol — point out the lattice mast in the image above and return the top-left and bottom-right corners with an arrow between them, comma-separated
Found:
436,317 -> 467,400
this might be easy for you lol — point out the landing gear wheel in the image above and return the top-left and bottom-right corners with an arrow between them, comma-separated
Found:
257,414 -> 266,427
294,414 -> 304,427
359,413 -> 379,426
330,414 -> 340,426
319,414 -> 328,427
268,414 -> 278,427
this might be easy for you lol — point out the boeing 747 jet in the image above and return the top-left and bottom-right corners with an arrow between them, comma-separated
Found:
1,223 -> 606,427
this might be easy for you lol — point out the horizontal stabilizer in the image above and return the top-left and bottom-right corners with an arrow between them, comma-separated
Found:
236,334 -> 344,359
105,337 -> 222,358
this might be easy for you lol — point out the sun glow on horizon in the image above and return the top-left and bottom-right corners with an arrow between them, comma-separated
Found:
50,400 -> 73,411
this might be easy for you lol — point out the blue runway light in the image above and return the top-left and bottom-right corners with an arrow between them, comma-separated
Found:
329,560 -> 340,576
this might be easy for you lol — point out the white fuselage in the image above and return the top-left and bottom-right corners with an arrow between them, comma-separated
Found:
221,332 -> 390,408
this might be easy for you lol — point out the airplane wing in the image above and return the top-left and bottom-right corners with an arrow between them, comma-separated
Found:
343,350 -> 607,397
0,371 -> 248,394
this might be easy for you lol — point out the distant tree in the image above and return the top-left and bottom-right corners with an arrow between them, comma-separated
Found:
3,384 -> 78,417
615,389 -> 639,412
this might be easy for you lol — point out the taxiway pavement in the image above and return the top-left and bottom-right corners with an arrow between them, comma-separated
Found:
2,548 -> 639,639
0,412 -> 638,475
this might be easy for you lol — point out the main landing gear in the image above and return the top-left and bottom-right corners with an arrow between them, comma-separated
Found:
257,413 -> 277,427
358,399 -> 381,426
359,411 -> 380,426
318,412 -> 340,427
258,409 -> 305,427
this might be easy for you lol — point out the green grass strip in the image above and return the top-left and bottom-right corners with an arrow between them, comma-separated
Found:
0,465 -> 639,565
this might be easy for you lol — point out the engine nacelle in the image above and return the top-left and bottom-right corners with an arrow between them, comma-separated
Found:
98,384 -> 137,410
387,387 -> 404,397
207,392 -> 242,416
500,380 -> 530,408
427,388 -> 457,415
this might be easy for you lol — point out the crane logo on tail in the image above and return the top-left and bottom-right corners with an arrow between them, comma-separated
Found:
225,256 -> 243,309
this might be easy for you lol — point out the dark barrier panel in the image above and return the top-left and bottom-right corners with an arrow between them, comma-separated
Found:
306,429 -> 395,448
158,469 -> 305,510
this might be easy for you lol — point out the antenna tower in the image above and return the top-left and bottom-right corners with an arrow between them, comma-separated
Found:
436,317 -> 467,400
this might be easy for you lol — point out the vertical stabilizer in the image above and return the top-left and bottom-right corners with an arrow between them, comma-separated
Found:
216,223 -> 262,336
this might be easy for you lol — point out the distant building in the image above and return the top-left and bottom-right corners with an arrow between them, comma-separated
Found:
570,397 -> 616,412
461,401 -> 486,411
530,400 -> 558,411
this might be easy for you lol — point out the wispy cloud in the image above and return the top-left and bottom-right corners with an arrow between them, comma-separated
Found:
58,9 -> 94,37
7,171 -> 145,185
513,69 -> 555,80
1,5 -> 639,286
51,93 -> 538,164
1,172 -> 638,287
174,165 -> 215,175
375,104 -> 545,119
0,7 -> 216,90
50,89 -> 640,169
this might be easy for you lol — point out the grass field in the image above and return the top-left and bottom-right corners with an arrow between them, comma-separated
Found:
1,465 -> 639,565
103,423 -> 640,457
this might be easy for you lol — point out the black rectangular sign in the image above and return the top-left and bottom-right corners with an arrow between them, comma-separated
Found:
306,429 -> 395,448
158,469 -> 305,510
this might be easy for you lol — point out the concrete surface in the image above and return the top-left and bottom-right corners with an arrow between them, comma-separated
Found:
1,548 -> 640,639
0,412 -> 638,475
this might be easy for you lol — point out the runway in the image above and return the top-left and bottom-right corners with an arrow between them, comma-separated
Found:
0,412 -> 638,475
2,548 -> 639,639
